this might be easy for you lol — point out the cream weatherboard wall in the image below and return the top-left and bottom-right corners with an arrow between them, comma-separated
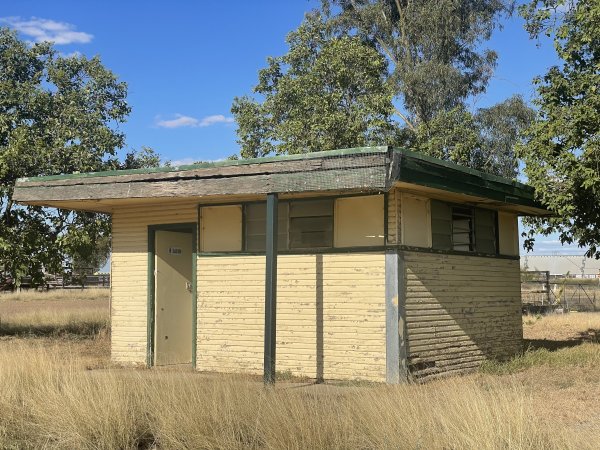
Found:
111,201 -> 198,364
197,253 -> 386,381
403,252 -> 522,380
111,188 -> 522,381
112,201 -> 386,380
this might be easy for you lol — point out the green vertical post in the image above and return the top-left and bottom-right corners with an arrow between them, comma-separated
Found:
264,192 -> 278,384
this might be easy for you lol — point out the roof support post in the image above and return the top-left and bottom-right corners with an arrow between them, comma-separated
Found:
386,249 -> 409,383
264,192 -> 278,384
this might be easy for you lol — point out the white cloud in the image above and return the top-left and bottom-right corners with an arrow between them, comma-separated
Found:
0,17 -> 93,45
156,115 -> 200,129
155,114 -> 234,129
198,115 -> 235,127
170,158 -> 196,166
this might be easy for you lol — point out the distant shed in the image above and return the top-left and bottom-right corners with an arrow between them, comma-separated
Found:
521,255 -> 600,278
13,147 -> 548,382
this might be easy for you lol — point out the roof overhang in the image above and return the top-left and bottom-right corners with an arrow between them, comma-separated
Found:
13,146 -> 550,216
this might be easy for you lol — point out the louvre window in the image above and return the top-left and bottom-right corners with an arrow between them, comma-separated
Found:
289,199 -> 333,249
431,200 -> 497,254
452,207 -> 474,252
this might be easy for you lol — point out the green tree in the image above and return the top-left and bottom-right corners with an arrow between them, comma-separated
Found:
233,3 -> 534,179
61,146 -> 163,287
320,0 -> 514,128
517,0 -> 600,257
231,13 -> 396,158
410,96 -> 534,178
0,28 -> 160,288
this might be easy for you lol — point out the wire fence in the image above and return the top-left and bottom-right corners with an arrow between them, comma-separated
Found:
522,270 -> 600,313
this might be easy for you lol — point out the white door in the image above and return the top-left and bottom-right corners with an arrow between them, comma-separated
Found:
154,230 -> 193,365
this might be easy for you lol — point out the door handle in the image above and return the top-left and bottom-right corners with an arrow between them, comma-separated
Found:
186,281 -> 192,292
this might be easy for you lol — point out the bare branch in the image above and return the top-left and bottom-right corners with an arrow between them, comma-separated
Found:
394,106 -> 416,131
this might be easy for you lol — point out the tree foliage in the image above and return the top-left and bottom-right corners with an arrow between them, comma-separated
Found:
411,96 -> 534,178
233,1 -> 534,179
0,28 -> 160,287
232,13 -> 396,158
321,0 -> 514,127
518,0 -> 600,257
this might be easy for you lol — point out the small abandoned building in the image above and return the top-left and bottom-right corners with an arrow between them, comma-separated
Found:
13,147 -> 547,381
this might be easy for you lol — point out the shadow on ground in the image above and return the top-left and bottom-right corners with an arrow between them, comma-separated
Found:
524,329 -> 600,352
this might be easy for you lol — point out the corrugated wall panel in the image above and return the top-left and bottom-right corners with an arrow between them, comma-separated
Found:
111,202 -> 198,365
403,252 -> 522,380
197,253 -> 386,381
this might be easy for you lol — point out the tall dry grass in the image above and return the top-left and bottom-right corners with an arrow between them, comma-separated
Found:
0,342 -> 592,450
0,289 -> 109,337
524,311 -> 600,340
0,288 -> 109,302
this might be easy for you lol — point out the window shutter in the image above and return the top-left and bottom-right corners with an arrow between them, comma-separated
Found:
475,208 -> 497,254
431,200 -> 452,250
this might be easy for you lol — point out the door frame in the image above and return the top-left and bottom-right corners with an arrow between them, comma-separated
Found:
147,222 -> 198,368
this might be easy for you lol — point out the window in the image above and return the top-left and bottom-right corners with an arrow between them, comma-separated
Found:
243,199 -> 333,251
451,207 -> 474,252
431,200 -> 497,254
244,202 -> 289,251
289,199 -> 333,249
201,195 -> 382,253
474,208 -> 497,254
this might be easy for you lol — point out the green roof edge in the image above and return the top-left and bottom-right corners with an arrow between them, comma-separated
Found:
16,145 -> 542,209
392,147 -> 532,191
17,146 -> 389,182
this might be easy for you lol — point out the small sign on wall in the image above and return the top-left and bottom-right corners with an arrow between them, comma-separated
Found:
168,247 -> 182,255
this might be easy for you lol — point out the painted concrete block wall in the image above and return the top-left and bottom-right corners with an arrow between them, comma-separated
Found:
403,252 -> 522,380
197,252 -> 386,381
111,201 -> 198,364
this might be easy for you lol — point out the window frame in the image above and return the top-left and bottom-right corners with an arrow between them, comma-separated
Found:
430,200 -> 499,255
197,193 -> 386,255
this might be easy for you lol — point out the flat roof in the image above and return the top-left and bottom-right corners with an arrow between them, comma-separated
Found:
13,146 -> 549,215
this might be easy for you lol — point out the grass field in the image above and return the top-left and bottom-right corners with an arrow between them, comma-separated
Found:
0,291 -> 599,449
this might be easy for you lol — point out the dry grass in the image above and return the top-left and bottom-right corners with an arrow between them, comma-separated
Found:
0,289 -> 109,337
523,311 -> 600,342
0,342 -> 591,450
0,294 -> 598,449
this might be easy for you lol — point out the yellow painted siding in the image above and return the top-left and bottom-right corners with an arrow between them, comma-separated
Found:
197,253 -> 386,381
111,201 -> 198,365
403,251 -> 522,380
387,188 -> 401,245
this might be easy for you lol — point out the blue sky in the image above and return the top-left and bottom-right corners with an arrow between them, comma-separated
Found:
1,1 -> 583,255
